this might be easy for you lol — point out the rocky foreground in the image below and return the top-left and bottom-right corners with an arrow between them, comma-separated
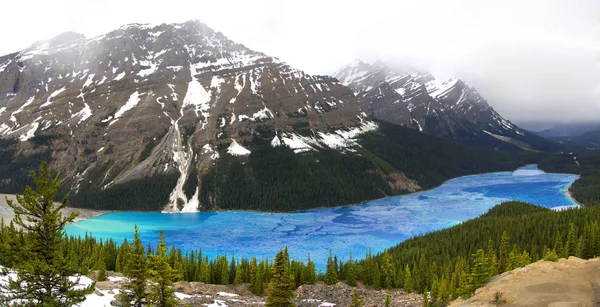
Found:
87,272 -> 422,307
451,257 -> 600,307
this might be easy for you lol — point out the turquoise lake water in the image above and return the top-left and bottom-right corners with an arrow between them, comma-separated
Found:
65,165 -> 579,267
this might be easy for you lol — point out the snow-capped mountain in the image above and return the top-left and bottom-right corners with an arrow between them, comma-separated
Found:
334,60 -> 558,151
0,21 -> 376,211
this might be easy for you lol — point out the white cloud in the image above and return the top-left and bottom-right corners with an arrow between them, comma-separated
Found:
1,0 -> 599,123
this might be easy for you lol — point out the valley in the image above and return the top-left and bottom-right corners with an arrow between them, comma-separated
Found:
0,14 -> 598,307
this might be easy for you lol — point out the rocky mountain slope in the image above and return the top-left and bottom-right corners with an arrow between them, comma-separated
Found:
334,60 -> 561,152
0,21 -> 381,211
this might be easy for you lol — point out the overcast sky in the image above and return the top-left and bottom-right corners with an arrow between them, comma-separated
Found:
1,0 -> 598,128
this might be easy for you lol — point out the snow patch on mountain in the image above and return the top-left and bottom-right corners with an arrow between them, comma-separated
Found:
72,103 -> 92,124
426,78 -> 459,100
40,87 -> 66,108
227,139 -> 250,156
183,67 -> 211,118
109,91 -> 140,125
18,122 -> 39,141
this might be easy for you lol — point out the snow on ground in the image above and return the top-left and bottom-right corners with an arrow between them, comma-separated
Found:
271,135 -> 282,147
217,292 -> 239,297
40,87 -> 66,108
82,74 -> 95,88
250,106 -> 273,121
202,144 -> 220,160
280,133 -> 317,153
109,91 -> 140,125
113,71 -> 126,81
107,276 -> 125,282
204,299 -> 228,307
183,66 -> 211,118
80,289 -> 118,307
227,139 -> 251,156
175,292 -> 192,299
12,96 -> 36,117
19,122 -> 39,141
72,103 -> 93,124
137,61 -> 158,77
426,77 -> 458,99
395,88 -> 406,96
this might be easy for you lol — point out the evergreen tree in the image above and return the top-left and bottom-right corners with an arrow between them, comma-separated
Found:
350,290 -> 364,307
0,161 -> 93,306
498,231 -> 510,272
148,230 -> 179,307
467,249 -> 488,293
345,256 -> 357,287
121,225 -> 148,307
324,250 -> 339,285
381,251 -> 395,289
265,249 -> 296,307
566,223 -> 578,257
97,259 -> 108,282
302,254 -> 316,285
373,263 -> 381,290
403,264 -> 413,293
384,289 -> 391,307
554,230 -> 564,259
485,239 -> 499,278
234,266 -> 244,286
249,257 -> 262,295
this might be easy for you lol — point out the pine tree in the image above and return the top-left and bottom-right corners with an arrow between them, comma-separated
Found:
373,263 -> 381,290
467,249 -> 489,293
302,254 -> 316,285
249,257 -> 262,295
498,231 -> 510,272
384,289 -> 391,307
485,238 -> 498,278
566,223 -> 578,257
324,250 -> 339,285
122,225 -> 148,307
148,230 -> 179,307
403,264 -> 413,293
350,290 -> 364,307
234,266 -> 244,286
345,256 -> 357,287
422,288 -> 429,307
97,259 -> 108,282
0,161 -> 93,306
381,251 -> 395,289
265,248 -> 296,307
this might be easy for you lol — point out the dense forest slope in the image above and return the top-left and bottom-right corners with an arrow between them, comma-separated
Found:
361,201 -> 600,304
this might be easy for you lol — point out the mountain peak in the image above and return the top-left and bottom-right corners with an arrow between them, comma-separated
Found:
332,60 -> 553,151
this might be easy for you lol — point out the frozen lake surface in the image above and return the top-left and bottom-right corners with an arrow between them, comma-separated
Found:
65,165 -> 579,267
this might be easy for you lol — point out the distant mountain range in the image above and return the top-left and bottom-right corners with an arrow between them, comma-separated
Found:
333,60 -> 561,152
533,123 -> 600,149
0,21 -> 560,212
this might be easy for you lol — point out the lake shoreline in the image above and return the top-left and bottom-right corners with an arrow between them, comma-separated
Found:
59,164 -> 583,221
0,193 -> 109,225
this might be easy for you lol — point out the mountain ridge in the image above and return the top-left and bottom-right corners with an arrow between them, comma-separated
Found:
333,59 -> 562,152
0,21 -> 552,212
